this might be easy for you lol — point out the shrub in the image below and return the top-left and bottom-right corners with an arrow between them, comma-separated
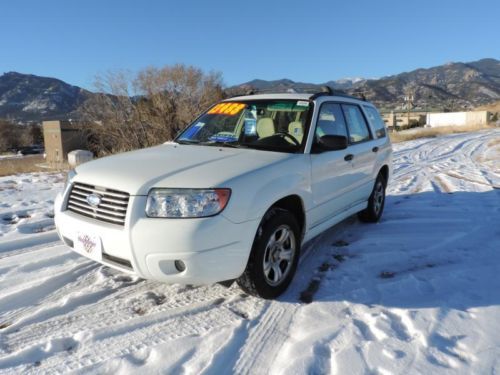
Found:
78,64 -> 225,155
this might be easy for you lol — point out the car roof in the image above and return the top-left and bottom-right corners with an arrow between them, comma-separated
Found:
224,92 -> 372,105
224,93 -> 312,101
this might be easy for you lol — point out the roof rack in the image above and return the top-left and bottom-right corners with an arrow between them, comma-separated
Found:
310,86 -> 367,101
240,85 -> 367,101
243,86 -> 321,96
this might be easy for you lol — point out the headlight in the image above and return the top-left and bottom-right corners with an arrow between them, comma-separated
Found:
145,188 -> 231,218
64,169 -> 77,191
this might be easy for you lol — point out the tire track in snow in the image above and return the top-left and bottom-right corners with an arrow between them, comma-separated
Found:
0,129 -> 499,374
0,293 -> 261,374
391,130 -> 499,195
0,231 -> 60,259
1,306 -> 219,372
233,301 -> 300,375
2,282 -> 242,353
232,221 -> 354,374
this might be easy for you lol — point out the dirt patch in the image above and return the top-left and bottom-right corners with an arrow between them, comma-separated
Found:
433,175 -> 453,193
390,124 -> 494,143
299,279 -> 321,304
333,254 -> 347,262
442,171 -> 492,188
332,239 -> 349,247
0,155 -> 46,177
488,139 -> 500,148
379,271 -> 396,279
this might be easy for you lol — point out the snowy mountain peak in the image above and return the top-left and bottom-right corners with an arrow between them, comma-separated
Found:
0,71 -> 90,123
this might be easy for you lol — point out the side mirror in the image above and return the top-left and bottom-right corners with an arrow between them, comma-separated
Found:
315,135 -> 348,152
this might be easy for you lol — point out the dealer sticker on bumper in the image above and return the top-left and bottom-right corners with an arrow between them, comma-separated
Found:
74,232 -> 102,261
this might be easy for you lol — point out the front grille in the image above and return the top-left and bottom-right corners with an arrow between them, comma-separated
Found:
67,182 -> 130,226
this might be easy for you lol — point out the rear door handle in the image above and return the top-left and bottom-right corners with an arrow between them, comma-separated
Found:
344,154 -> 354,161
372,146 -> 379,153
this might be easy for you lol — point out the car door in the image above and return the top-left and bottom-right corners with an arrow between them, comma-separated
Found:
341,103 -> 378,205
309,102 -> 355,229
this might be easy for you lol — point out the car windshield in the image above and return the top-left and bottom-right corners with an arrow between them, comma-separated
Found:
176,99 -> 312,152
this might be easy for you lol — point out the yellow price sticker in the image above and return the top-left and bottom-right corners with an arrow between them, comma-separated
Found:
208,102 -> 246,115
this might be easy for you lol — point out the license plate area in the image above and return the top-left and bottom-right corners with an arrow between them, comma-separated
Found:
74,232 -> 102,261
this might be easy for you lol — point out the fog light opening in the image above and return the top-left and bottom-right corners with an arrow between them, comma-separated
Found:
174,260 -> 186,272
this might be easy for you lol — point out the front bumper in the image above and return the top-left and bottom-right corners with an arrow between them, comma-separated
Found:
54,192 -> 259,284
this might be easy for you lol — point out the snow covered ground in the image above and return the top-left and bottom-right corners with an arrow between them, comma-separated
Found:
0,129 -> 499,374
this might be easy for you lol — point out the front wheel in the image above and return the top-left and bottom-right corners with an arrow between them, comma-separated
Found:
358,173 -> 387,223
237,208 -> 300,299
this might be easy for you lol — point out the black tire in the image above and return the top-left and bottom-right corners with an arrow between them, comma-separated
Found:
358,173 -> 387,223
237,208 -> 301,299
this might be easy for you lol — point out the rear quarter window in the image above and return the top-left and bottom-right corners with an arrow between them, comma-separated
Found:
363,106 -> 387,138
341,104 -> 372,144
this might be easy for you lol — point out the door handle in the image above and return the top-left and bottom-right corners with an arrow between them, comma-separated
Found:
372,146 -> 379,153
344,154 -> 354,161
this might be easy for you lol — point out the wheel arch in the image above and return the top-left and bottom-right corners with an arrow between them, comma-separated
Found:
267,194 -> 306,240
379,164 -> 390,184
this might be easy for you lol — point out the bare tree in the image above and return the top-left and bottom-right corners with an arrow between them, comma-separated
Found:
0,120 -> 41,152
79,64 -> 224,155
0,120 -> 15,152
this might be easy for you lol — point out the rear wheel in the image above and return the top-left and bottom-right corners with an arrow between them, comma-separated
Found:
358,173 -> 387,223
237,208 -> 300,299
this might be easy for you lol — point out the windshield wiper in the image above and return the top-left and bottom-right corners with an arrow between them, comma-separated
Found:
200,141 -> 246,149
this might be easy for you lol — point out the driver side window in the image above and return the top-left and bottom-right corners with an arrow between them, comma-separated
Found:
315,103 -> 348,140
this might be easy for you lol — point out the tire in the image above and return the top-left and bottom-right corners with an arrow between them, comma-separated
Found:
237,208 -> 301,299
358,173 -> 387,223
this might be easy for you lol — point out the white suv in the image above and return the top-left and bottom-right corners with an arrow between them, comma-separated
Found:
54,89 -> 392,298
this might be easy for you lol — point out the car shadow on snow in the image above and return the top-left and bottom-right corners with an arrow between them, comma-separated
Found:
281,189 -> 500,310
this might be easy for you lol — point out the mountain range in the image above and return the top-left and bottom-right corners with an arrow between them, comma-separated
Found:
233,58 -> 500,111
0,72 -> 90,123
1,58 -> 499,123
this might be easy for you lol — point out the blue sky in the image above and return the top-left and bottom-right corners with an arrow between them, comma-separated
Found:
1,0 -> 498,90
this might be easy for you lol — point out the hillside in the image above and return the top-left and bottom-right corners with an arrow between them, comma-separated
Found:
1,58 -> 499,123
0,72 -> 90,123
475,99 -> 500,113
234,58 -> 500,111
361,58 -> 500,110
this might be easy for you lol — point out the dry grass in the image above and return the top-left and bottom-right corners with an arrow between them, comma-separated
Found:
389,124 -> 495,143
0,155 -> 50,177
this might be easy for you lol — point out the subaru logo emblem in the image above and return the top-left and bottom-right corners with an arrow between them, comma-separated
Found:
86,193 -> 102,208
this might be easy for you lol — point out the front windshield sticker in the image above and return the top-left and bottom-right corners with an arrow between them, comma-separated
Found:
296,100 -> 309,107
268,102 -> 308,111
244,106 -> 257,135
208,102 -> 246,115
182,122 -> 204,139
208,132 -> 238,142
244,118 -> 257,135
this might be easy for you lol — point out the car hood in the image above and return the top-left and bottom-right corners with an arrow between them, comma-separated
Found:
73,143 -> 294,195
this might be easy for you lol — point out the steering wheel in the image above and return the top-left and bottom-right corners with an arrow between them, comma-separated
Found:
275,132 -> 300,146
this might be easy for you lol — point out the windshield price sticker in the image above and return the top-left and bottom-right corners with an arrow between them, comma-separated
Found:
208,103 -> 246,115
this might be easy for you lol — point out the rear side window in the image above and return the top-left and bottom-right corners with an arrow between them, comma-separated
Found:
363,106 -> 387,138
315,103 -> 348,139
341,104 -> 372,144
